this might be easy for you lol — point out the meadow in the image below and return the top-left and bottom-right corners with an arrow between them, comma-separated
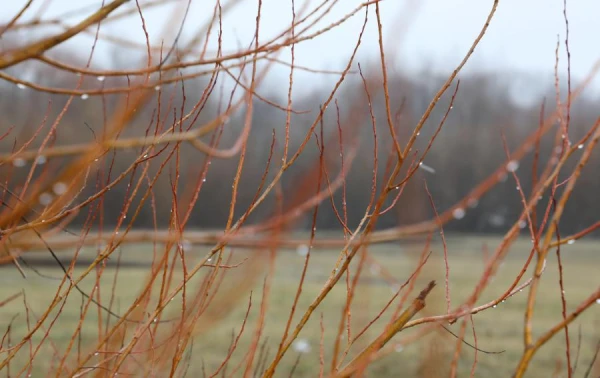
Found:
1,234 -> 598,377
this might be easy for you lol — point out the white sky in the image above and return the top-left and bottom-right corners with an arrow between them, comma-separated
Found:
2,0 -> 600,99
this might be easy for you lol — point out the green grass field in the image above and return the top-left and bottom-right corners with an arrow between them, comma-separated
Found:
1,235 -> 598,377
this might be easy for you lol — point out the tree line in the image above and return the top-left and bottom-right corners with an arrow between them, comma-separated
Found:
1,52 -> 598,236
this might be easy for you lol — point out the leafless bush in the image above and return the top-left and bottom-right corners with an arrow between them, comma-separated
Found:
0,1 -> 598,377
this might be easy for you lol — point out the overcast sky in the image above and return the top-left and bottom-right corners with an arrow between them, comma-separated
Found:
2,0 -> 600,99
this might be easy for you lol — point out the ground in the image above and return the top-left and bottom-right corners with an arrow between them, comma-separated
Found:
0,234 -> 598,377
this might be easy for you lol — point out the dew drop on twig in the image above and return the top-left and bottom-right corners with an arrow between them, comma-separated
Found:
452,208 -> 466,220
13,158 -> 26,167
39,192 -> 53,206
81,93 -> 89,100
567,239 -> 575,245
296,244 -> 309,257
35,155 -> 47,165
506,160 -> 519,173
53,182 -> 68,195
97,76 -> 105,82
17,83 -> 26,89
292,339 -> 311,353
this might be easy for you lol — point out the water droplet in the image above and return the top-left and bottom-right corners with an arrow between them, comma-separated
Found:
567,239 -> 575,245
452,208 -> 466,220
296,244 -> 309,257
81,93 -> 89,100
518,220 -> 527,229
516,186 -> 521,191
492,305 -> 497,308
13,158 -> 26,167
94,352 -> 99,356
17,83 -> 26,89
35,155 -> 47,165
202,178 -> 206,182
577,144 -> 584,149
153,318 -> 158,323
39,192 -> 53,206
52,182 -> 68,195
143,154 -> 148,158
292,339 -> 311,353
207,257 -> 212,262
154,85 -> 161,91
97,76 -> 105,82
506,160 -> 519,173
416,132 -> 421,136
596,298 -> 600,304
